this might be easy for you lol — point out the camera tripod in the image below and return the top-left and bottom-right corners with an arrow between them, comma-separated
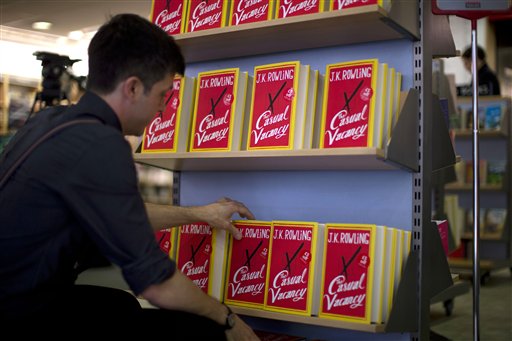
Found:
28,89 -> 70,119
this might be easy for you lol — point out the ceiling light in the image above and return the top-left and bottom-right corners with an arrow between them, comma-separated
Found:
68,30 -> 84,40
32,21 -> 52,30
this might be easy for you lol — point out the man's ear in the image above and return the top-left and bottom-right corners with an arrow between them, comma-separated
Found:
122,76 -> 143,100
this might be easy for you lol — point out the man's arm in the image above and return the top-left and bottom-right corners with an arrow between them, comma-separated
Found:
141,270 -> 259,340
145,197 -> 255,240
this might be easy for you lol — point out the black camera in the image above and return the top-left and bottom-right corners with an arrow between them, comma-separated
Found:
33,51 -> 82,106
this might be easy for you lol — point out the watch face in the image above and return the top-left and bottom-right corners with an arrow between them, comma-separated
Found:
227,313 -> 236,328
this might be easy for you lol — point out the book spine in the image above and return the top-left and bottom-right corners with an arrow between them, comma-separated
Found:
393,229 -> 404,295
312,73 -> 325,149
373,63 -> 387,148
392,71 -> 402,130
232,73 -> 250,151
370,225 -> 386,323
311,223 -> 325,316
385,67 -> 396,147
381,226 -> 397,321
178,76 -> 196,152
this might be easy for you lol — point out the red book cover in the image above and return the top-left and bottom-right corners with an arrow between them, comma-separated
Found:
320,59 -> 384,149
434,220 -> 449,256
248,61 -> 317,150
331,0 -> 379,10
175,223 -> 213,294
276,0 -> 324,18
141,75 -> 194,153
330,0 -> 392,11
154,228 -> 177,258
264,221 -> 320,316
224,220 -> 272,308
229,0 -> 274,26
247,62 -> 298,150
190,68 -> 248,152
186,0 -> 229,32
319,223 -> 376,323
150,0 -> 187,35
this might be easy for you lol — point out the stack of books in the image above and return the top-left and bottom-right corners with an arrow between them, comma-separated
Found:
140,59 -> 402,154
171,218 -> 411,324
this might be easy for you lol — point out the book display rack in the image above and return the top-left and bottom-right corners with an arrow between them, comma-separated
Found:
136,1 -> 458,339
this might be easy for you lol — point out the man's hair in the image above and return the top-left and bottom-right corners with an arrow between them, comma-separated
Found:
86,13 -> 185,94
462,45 -> 486,61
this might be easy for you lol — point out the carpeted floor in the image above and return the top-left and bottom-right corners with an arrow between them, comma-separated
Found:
430,267 -> 512,341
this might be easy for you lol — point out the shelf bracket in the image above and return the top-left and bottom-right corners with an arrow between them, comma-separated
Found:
386,89 -> 419,171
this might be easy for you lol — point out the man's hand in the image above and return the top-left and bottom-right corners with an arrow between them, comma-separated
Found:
196,197 -> 255,240
225,314 -> 261,341
145,198 -> 255,240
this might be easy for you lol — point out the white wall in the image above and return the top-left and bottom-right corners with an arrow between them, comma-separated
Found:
442,16 -> 494,86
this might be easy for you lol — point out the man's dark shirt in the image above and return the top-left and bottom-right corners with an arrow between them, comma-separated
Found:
0,92 -> 174,317
478,64 -> 501,95
457,63 -> 501,96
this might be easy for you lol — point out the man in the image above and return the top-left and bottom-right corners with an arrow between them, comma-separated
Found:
0,13 -> 259,340
459,45 -> 501,96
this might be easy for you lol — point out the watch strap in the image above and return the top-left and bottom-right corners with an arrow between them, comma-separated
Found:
221,303 -> 235,330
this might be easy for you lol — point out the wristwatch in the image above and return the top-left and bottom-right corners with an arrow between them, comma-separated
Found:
222,303 -> 236,330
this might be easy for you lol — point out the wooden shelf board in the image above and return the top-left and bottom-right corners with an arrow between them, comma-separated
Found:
133,148 -> 400,172
445,183 -> 504,191
175,6 -> 418,63
460,233 -> 505,241
456,96 -> 511,104
452,130 -> 508,139
448,257 -> 510,271
231,306 -> 385,333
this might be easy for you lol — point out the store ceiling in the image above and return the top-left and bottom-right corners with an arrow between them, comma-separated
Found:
0,0 -> 152,37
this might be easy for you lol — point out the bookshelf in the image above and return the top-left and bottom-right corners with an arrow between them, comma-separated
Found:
0,75 -> 39,136
0,76 -> 8,135
445,96 -> 512,283
135,1 -> 457,339
0,76 -> 39,154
